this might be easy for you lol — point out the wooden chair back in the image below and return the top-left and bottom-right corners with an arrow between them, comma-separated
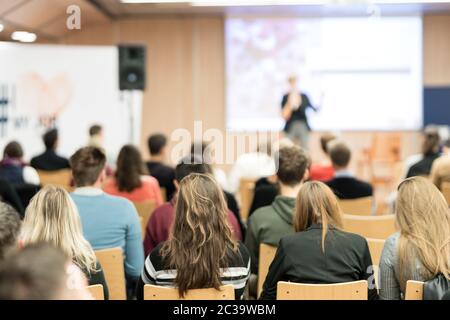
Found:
442,182 -> 450,206
37,169 -> 72,191
95,247 -> 126,300
405,280 -> 424,300
277,280 -> 368,300
143,284 -> 235,300
239,178 -> 256,221
87,284 -> 105,300
338,197 -> 373,216
342,214 -> 396,240
133,200 -> 156,233
257,244 -> 277,298
366,238 -> 385,267
160,187 -> 167,202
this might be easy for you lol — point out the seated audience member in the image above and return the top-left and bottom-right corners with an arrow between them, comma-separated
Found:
226,142 -> 276,194
380,177 -> 450,300
21,185 -> 109,299
430,138 -> 450,190
146,134 -> 176,201
143,155 -> 242,256
103,145 -> 163,206
0,202 -> 21,261
0,243 -> 92,300
137,173 -> 250,300
0,178 -> 24,215
69,147 -> 144,296
0,141 -> 40,186
309,133 -> 337,181
30,128 -> 70,171
260,181 -> 378,300
246,146 -> 310,274
248,175 -> 279,217
407,127 -> 441,178
88,124 -> 104,149
326,140 -> 373,199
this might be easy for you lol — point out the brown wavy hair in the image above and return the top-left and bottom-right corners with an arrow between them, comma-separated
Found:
161,173 -> 238,297
115,145 -> 147,192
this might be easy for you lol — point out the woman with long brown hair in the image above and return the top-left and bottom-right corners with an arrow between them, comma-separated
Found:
260,181 -> 378,300
137,173 -> 250,299
380,176 -> 450,299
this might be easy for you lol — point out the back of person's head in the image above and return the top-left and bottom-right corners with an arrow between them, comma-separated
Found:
115,144 -> 147,193
43,129 -> 58,150
294,181 -> 343,251
148,133 -> 167,156
0,243 -> 69,300
0,202 -> 21,261
320,133 -> 337,155
89,124 -> 103,137
21,186 -> 97,274
175,155 -> 213,183
3,141 -> 24,159
328,140 -> 351,169
422,127 -> 441,156
191,141 -> 215,164
70,147 -> 106,187
396,176 -> 450,284
275,146 -> 310,186
161,173 -> 237,297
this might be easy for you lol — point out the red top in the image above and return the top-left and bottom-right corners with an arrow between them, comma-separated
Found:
103,176 -> 163,206
309,164 -> 335,182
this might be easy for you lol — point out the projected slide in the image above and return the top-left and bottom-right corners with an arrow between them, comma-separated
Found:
225,17 -> 423,131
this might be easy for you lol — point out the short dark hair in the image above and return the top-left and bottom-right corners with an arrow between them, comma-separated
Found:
329,141 -> 351,168
70,147 -> 106,187
275,146 -> 310,186
3,141 -> 23,159
115,145 -> 147,192
320,133 -> 337,154
43,129 -> 58,150
0,203 -> 21,261
148,134 -> 167,156
0,243 -> 68,300
422,128 -> 440,156
89,124 -> 102,137
175,155 -> 213,183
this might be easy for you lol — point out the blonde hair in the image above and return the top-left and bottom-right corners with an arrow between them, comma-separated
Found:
294,181 -> 343,252
21,185 -> 98,274
396,177 -> 450,285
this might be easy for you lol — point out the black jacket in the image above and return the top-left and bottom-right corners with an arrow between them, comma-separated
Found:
326,177 -> 373,199
30,150 -> 70,171
146,161 -> 176,200
248,177 -> 279,218
260,224 -> 378,300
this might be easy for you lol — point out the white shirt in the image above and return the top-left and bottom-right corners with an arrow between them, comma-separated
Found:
23,166 -> 40,185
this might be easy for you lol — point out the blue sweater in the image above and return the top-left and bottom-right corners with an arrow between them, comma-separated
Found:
71,192 -> 144,278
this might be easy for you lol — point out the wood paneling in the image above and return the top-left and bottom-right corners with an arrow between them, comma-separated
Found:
424,15 -> 450,86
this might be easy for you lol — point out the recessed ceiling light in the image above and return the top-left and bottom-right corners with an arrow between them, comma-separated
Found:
11,31 -> 37,43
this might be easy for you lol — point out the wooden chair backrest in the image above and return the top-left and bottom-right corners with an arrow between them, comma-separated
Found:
405,280 -> 424,300
143,284 -> 235,300
95,247 -> 126,300
257,243 -> 277,298
239,178 -> 256,221
133,200 -> 156,233
160,187 -> 167,202
366,238 -> 385,267
442,182 -> 450,206
37,169 -> 72,191
338,197 -> 373,216
277,280 -> 368,300
342,214 -> 396,240
87,284 -> 105,300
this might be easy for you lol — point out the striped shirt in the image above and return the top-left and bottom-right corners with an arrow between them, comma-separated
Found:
137,242 -> 251,300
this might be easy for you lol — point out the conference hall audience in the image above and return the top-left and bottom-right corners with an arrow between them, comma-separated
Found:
30,128 -> 70,171
143,155 -> 243,256
260,181 -> 378,300
0,179 -> 24,216
0,202 -> 21,261
245,145 -> 310,274
0,141 -> 40,186
0,243 -> 93,300
248,174 -> 279,217
430,138 -> 450,190
309,132 -> 337,181
69,146 -> 144,298
137,173 -> 250,300
326,140 -> 373,199
379,177 -> 450,300
406,127 -> 441,178
21,185 -> 109,299
146,133 -> 176,201
103,144 -> 163,206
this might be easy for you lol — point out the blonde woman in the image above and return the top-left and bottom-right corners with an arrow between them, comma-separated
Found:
260,181 -> 378,300
379,177 -> 450,300
21,185 -> 109,299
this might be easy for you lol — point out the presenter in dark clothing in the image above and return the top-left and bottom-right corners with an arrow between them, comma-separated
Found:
281,76 -> 316,149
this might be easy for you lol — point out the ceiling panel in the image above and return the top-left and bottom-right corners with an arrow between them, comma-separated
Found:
0,0 -> 27,16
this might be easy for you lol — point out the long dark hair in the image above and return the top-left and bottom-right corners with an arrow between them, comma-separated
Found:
115,145 -> 147,192
161,173 -> 238,297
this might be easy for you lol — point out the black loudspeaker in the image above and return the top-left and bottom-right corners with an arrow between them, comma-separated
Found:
119,45 -> 146,91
